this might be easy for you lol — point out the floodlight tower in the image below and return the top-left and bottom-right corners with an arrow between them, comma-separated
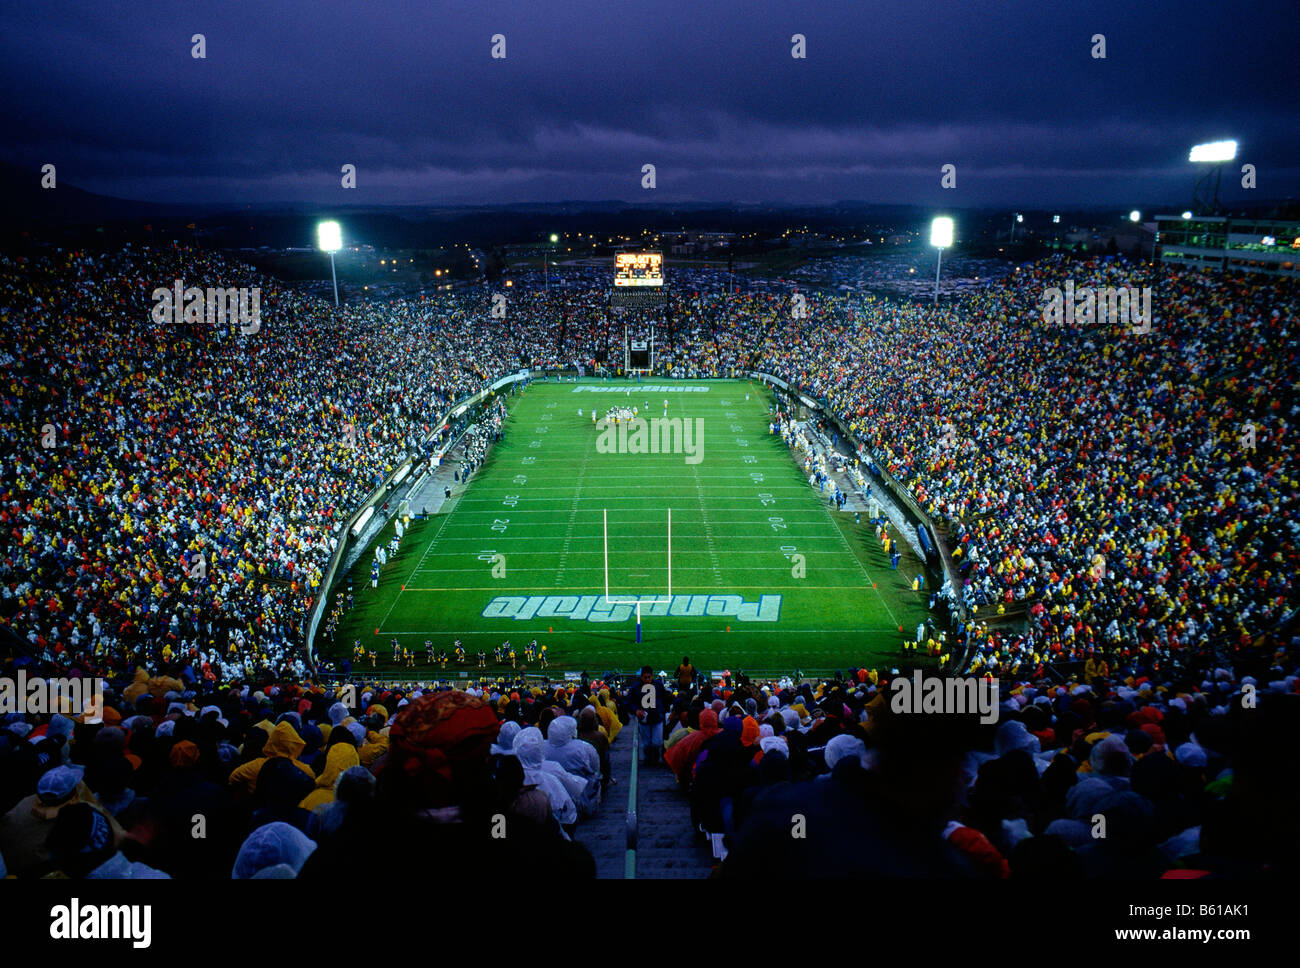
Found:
1128,211 -> 1143,260
317,221 -> 342,306
930,216 -> 953,305
1189,140 -> 1237,215
545,233 -> 558,290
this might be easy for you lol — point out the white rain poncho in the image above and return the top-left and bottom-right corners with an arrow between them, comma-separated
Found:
232,821 -> 317,878
512,727 -> 577,826
492,721 -> 521,757
544,715 -> 601,816
823,734 -> 868,770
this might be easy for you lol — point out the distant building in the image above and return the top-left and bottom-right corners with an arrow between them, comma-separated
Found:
662,231 -> 735,256
1156,215 -> 1299,278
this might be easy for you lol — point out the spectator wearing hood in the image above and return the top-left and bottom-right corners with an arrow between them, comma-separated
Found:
665,707 -> 695,751
734,747 -> 793,833
593,689 -> 622,743
1043,776 -> 1114,848
1074,791 -> 1167,877
231,821 -> 317,878
0,765 -> 124,878
576,707 -> 612,795
85,753 -> 140,824
492,721 -> 521,758
665,708 -> 720,788
545,715 -> 601,816
300,691 -> 592,877
1086,735 -> 1134,790
690,715 -> 762,837
309,766 -> 375,842
46,803 -> 169,879
818,734 -> 868,780
249,758 -> 318,835
133,740 -> 239,879
301,743 -> 361,813
721,703 -> 979,878
512,726 -> 577,830
227,721 -> 314,797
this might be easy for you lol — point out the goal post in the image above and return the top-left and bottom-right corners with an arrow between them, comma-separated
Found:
603,507 -> 672,643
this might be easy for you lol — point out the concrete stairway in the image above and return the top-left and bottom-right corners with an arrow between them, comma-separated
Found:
576,728 -> 714,879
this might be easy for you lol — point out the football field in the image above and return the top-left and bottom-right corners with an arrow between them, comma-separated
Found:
326,379 -> 931,677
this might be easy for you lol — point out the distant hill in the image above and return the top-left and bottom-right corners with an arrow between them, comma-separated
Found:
0,162 -> 202,223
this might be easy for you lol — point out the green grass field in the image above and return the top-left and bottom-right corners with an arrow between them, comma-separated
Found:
322,379 -> 932,677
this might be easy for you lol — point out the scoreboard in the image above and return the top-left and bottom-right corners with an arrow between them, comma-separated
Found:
614,251 -> 664,287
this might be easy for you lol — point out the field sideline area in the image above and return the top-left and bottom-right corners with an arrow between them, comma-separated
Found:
324,378 -> 931,676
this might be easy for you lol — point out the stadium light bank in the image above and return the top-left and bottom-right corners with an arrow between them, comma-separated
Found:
1188,139 -> 1237,214
930,216 -> 953,305
318,221 -> 343,306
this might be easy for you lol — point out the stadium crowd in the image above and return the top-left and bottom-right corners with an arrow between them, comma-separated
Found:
652,652 -> 1299,878
1,650 -> 1294,878
0,660 -> 630,877
3,245 -> 1296,687
745,256 -> 1299,676
1,241 -> 1297,878
0,247 -> 586,687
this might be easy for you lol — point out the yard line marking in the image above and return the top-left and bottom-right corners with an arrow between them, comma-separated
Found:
822,503 -> 901,630
376,484 -> 459,629
554,426 -> 593,585
401,584 -> 883,591
689,462 -> 726,586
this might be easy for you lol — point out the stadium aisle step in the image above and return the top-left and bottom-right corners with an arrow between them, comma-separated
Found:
632,742 -> 716,879
577,726 -> 714,878
579,727 -> 634,878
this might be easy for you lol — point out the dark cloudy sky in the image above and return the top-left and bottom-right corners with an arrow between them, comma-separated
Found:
2,0 -> 1295,207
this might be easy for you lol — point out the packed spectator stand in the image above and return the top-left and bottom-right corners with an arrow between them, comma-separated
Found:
0,243 -> 1297,878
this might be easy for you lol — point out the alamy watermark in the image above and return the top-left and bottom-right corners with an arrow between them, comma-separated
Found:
1041,280 -> 1151,334
0,672 -> 105,721
151,279 -> 261,334
890,671 -> 999,724
596,416 -> 705,465
50,899 -> 151,948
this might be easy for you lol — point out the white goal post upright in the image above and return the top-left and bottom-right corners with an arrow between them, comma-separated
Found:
603,507 -> 671,643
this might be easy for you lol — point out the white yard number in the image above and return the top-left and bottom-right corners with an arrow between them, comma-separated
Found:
541,414 -> 552,421
725,412 -> 737,419
503,495 -> 519,507
750,472 -> 764,482
491,519 -> 510,532
742,455 -> 757,464
758,493 -> 776,506
769,517 -> 786,531
513,475 -> 527,485
535,426 -> 548,433
780,545 -> 797,558
477,549 -> 499,561
736,439 -> 749,447
730,424 -> 743,432
529,440 -> 541,448
521,456 -> 536,464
